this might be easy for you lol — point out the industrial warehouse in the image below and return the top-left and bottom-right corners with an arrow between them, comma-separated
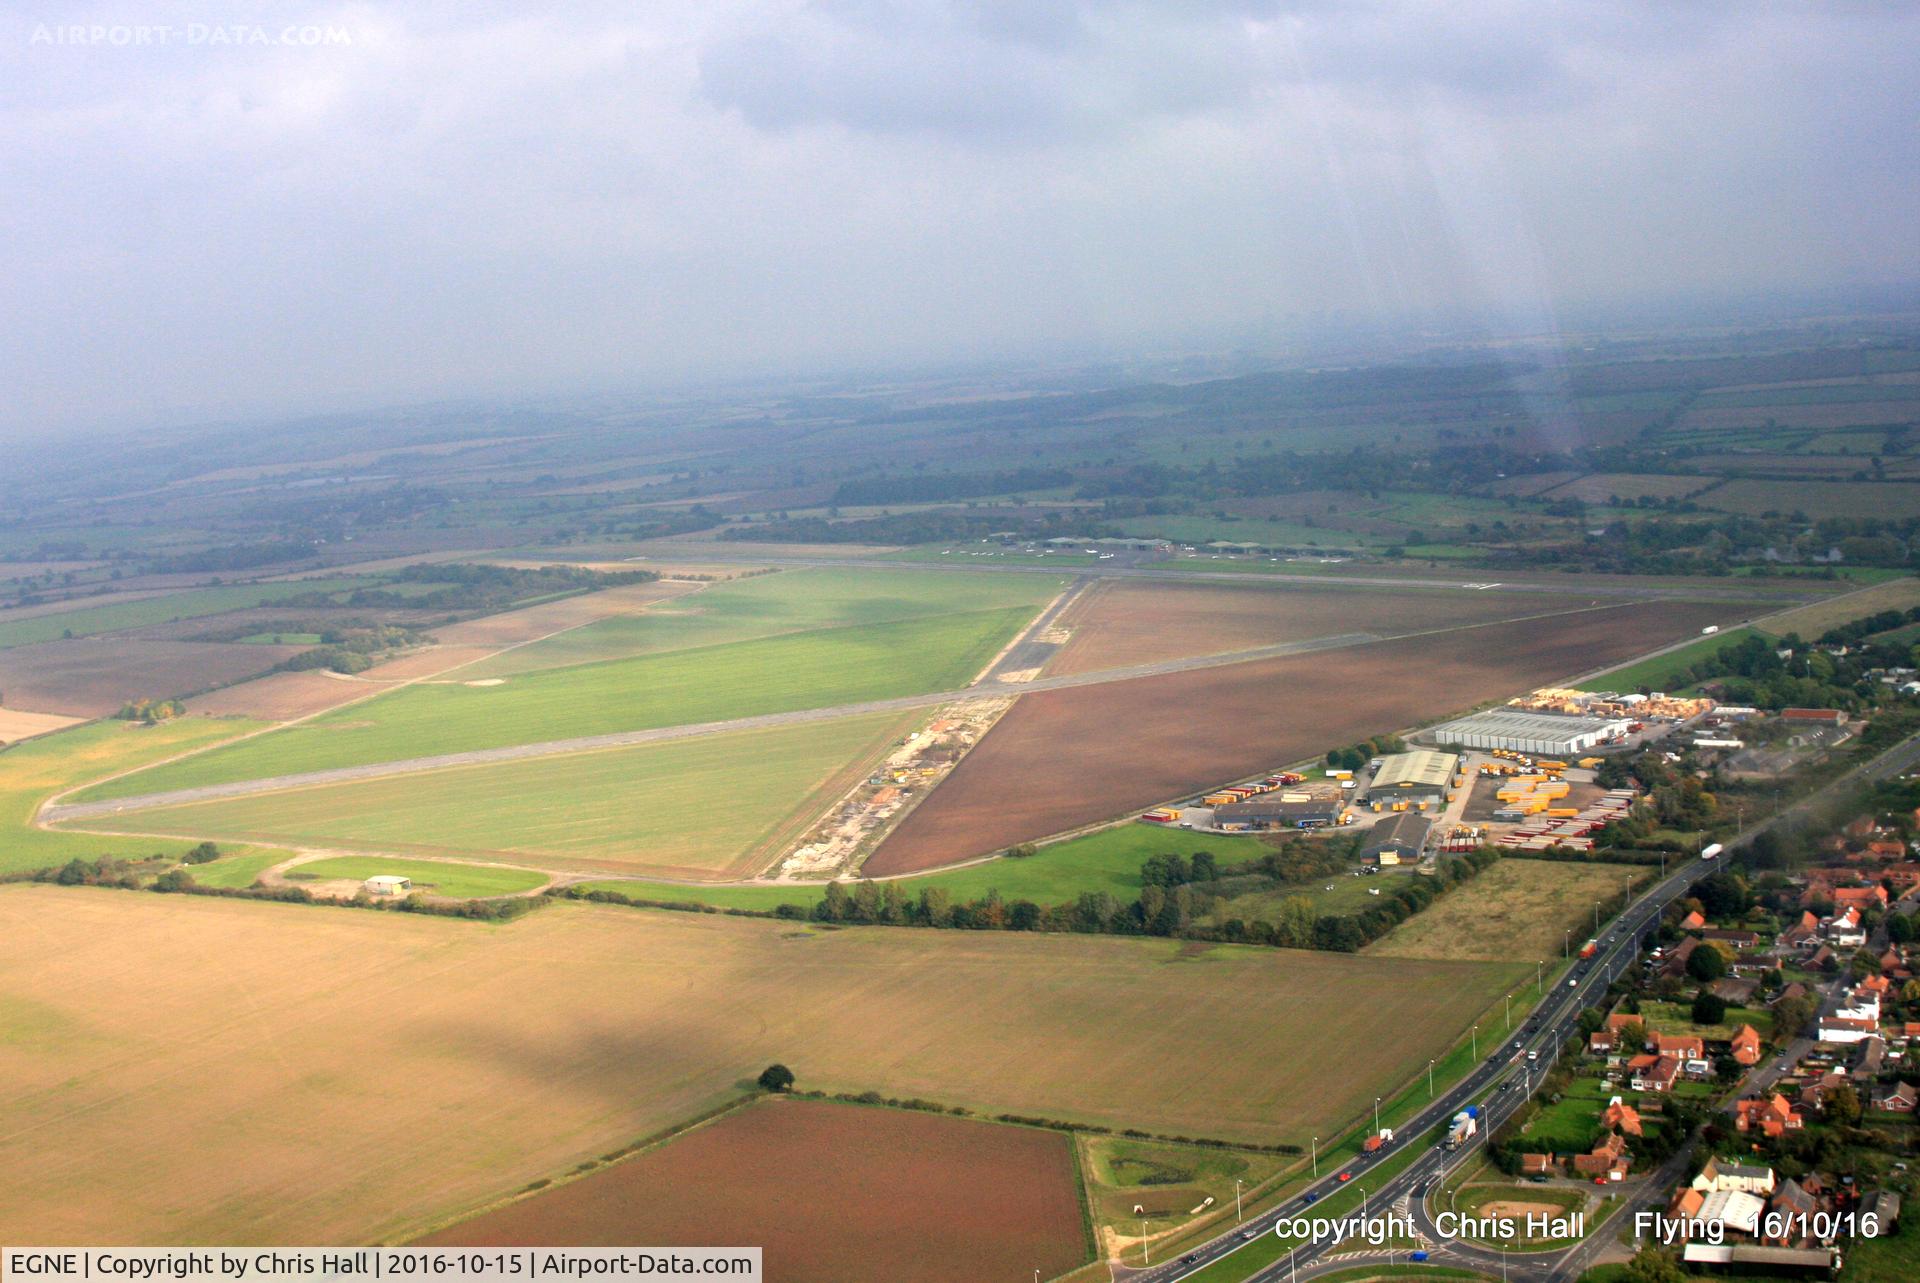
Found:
1365,749 -> 1459,803
1211,797 -> 1344,831
1362,813 -> 1430,864
1426,709 -> 1630,755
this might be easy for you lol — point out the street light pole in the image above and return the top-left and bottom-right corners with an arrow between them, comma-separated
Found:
1140,1218 -> 1149,1266
1505,994 -> 1511,1029
1311,1135 -> 1318,1178
1428,1058 -> 1435,1098
1236,1178 -> 1244,1223
1537,960 -> 1543,993
1564,928 -> 1571,959
1373,1096 -> 1382,1135
1471,1023 -> 1478,1059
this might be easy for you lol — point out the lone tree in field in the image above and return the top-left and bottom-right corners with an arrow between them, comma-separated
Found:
757,1063 -> 795,1093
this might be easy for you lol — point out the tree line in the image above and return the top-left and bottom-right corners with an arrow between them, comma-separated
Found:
565,840 -> 1501,953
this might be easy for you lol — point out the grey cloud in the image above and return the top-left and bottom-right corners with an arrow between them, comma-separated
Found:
0,1 -> 1914,437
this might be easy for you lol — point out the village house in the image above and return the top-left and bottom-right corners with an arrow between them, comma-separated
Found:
1731,1024 -> 1763,1066
1600,1096 -> 1644,1137
1651,1032 -> 1707,1061
1832,885 -> 1890,912
1734,1093 -> 1804,1139
1663,937 -> 1703,978
1520,1152 -> 1559,1177
1629,1053 -> 1682,1093
1702,928 -> 1762,949
1694,1156 -> 1777,1197
1764,1179 -> 1819,1246
1680,908 -> 1707,931
1780,911 -> 1820,948
1573,1131 -> 1632,1182
1799,1068 -> 1851,1111
1823,907 -> 1866,947
1853,1034 -> 1888,1080
1872,1082 -> 1918,1113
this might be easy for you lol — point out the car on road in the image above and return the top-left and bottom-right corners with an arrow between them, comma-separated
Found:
1302,1192 -> 1319,1205
1528,1050 -> 1538,1061
1241,1229 -> 1257,1240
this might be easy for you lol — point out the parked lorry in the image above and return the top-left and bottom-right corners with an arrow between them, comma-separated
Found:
1700,843 -> 1723,860
1445,1108 -> 1479,1149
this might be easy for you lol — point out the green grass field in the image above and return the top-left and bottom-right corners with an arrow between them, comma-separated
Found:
0,720 -> 267,875
463,566 -> 1065,677
1580,626 -> 1769,692
81,606 -> 1038,800
181,850 -> 285,888
0,578 -> 374,649
104,711 -> 913,879
235,632 -> 323,645
895,824 -> 1276,903
1635,999 -> 1774,1042
573,878 -> 830,910
1367,860 -> 1650,963
284,856 -> 549,898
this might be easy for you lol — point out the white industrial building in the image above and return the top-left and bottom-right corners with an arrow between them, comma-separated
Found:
1426,710 -> 1630,755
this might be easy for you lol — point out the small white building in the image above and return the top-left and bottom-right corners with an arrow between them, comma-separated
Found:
1693,1157 -> 1777,1197
365,875 -> 412,896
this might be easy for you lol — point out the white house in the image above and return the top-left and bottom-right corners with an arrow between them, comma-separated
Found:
1693,1157 -> 1776,1197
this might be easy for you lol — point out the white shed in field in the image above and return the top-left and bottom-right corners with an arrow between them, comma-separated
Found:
365,874 -> 412,896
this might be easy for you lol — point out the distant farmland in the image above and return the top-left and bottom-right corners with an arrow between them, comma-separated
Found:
867,599 -> 1742,874
0,719 -> 265,876
422,1099 -> 1090,1283
1046,579 -> 1566,678
0,889 -> 1520,1244
0,637 -> 305,717
80,605 -> 1041,801
462,565 -> 1065,677
113,710 -> 914,879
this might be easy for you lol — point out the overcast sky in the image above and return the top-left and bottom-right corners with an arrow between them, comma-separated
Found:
4,1 -> 1917,436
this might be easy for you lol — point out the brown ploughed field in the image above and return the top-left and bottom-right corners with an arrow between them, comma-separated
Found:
0,639 -> 305,717
866,599 -> 1739,874
421,1100 -> 1089,1282
1047,580 -> 1575,677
